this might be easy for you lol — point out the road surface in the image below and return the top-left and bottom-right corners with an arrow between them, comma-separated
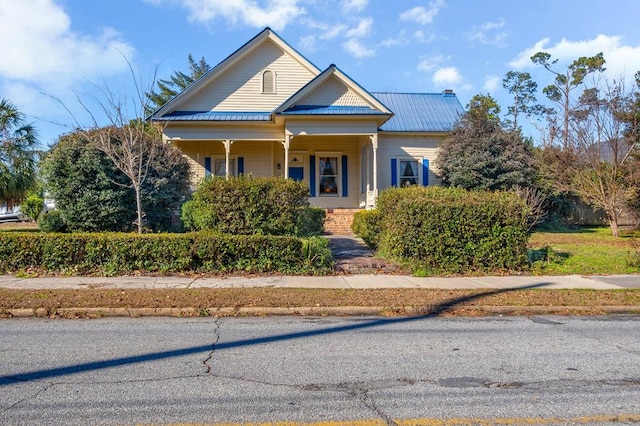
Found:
1,316 -> 639,425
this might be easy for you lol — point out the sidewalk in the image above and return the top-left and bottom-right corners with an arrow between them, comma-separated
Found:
0,274 -> 636,290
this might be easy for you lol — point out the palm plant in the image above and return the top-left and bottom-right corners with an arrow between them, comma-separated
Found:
0,98 -> 39,208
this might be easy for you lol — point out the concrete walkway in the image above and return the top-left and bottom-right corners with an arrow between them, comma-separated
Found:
0,274 -> 637,290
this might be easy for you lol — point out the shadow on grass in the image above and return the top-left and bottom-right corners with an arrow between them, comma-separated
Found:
0,282 -> 553,387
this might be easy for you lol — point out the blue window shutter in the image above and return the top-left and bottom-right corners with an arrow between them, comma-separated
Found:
391,159 -> 397,186
422,158 -> 429,186
204,157 -> 211,176
309,155 -> 316,197
342,155 -> 348,197
237,157 -> 244,175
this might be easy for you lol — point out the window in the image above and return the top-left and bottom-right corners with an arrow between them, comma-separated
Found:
214,158 -> 236,177
399,159 -> 419,187
262,70 -> 275,93
319,157 -> 338,196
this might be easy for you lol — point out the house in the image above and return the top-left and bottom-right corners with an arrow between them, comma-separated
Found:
148,28 -> 463,233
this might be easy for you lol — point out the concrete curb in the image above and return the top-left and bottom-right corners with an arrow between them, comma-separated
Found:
4,305 -> 640,318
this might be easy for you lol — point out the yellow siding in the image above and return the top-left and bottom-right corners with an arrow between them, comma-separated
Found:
179,40 -> 316,112
299,77 -> 370,107
377,134 -> 445,190
164,122 -> 284,141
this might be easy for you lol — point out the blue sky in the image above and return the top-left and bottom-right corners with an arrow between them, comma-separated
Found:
2,0 -> 640,146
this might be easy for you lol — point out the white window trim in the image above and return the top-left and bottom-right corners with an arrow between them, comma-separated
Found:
261,69 -> 276,94
317,152 -> 342,197
398,157 -> 421,187
211,156 -> 237,178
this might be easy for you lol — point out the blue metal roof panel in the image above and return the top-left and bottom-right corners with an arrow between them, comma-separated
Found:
152,111 -> 272,122
279,105 -> 389,115
371,92 -> 464,132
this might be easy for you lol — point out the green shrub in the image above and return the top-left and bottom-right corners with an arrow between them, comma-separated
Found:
295,207 -> 326,237
376,186 -> 529,274
37,210 -> 67,233
0,232 -> 333,276
21,194 -> 44,221
351,209 -> 382,249
181,176 -> 312,236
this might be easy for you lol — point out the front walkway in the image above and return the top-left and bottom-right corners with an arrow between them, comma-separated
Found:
326,235 -> 405,274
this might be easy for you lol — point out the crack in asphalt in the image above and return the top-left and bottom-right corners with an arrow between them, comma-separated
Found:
202,317 -> 221,375
1,381 -> 54,413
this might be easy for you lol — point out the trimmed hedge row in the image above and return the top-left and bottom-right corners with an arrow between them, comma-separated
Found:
0,232 -> 333,276
355,186 -> 530,274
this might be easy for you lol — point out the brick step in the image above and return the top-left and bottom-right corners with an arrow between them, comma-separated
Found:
323,208 -> 360,235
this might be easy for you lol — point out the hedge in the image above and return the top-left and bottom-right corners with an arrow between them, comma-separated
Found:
181,176 -> 323,236
368,186 -> 530,274
0,232 -> 333,276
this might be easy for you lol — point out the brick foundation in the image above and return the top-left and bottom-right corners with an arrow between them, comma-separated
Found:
323,208 -> 361,235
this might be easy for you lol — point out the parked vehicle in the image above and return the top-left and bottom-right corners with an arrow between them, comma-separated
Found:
0,205 -> 27,223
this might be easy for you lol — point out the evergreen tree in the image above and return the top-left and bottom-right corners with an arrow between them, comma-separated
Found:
437,94 -> 538,191
146,54 -> 210,113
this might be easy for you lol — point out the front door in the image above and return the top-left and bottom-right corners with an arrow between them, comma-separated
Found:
289,166 -> 304,182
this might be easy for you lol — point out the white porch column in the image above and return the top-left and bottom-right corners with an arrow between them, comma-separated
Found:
223,139 -> 234,180
370,134 -> 378,196
282,135 -> 291,179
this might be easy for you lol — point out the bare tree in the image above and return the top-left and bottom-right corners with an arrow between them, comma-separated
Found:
50,56 -> 163,233
555,76 -> 638,236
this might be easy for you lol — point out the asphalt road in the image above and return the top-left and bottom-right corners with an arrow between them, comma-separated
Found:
1,316 -> 640,425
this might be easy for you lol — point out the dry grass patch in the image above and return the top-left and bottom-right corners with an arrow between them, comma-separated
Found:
1,288 -> 639,318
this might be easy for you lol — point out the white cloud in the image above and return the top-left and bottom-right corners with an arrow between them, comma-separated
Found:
298,34 -> 316,52
151,0 -> 305,31
468,18 -> 507,46
0,0 -> 134,84
481,18 -> 505,31
417,54 -> 447,72
342,0 -> 368,13
346,17 -> 373,38
483,76 -> 500,92
343,38 -> 375,58
399,0 -> 443,25
509,34 -> 640,80
414,30 -> 436,44
380,29 -> 410,48
432,67 -> 463,87
321,24 -> 347,40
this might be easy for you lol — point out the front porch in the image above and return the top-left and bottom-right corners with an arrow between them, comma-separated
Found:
173,133 -> 380,210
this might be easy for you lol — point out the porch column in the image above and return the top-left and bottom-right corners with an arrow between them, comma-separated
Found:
282,135 -> 291,179
370,134 -> 378,196
223,139 -> 234,180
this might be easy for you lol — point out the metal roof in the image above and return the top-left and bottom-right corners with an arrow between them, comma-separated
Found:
371,92 -> 464,132
151,111 -> 272,122
279,105 -> 389,115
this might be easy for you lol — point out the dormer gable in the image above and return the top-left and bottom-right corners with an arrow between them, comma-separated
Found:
275,65 -> 393,125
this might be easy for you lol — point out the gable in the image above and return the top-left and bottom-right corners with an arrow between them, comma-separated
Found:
174,39 -> 317,113
297,76 -> 370,108
277,66 -> 393,123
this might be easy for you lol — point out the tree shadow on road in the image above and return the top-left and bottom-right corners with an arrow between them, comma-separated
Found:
0,282 -> 553,386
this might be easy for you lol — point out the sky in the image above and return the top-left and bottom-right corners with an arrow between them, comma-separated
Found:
2,0 -> 640,146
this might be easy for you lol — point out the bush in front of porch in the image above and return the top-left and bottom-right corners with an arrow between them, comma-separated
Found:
181,176 -> 325,237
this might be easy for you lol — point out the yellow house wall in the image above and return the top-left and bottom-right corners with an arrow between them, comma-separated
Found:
377,133 -> 445,189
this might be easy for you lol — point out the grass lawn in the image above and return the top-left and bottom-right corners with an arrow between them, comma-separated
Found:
528,226 -> 640,275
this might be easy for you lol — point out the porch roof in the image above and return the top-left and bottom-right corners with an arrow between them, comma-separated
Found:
371,92 -> 464,132
151,111 -> 272,122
